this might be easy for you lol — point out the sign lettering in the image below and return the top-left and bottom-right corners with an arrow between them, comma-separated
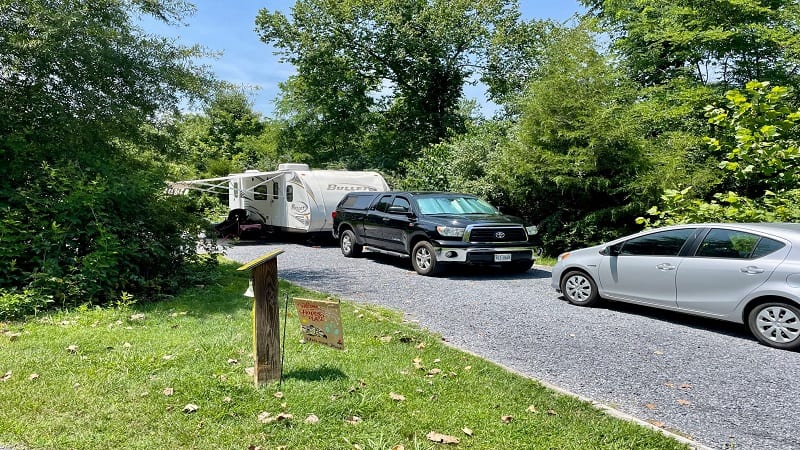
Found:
327,184 -> 377,192
293,298 -> 344,350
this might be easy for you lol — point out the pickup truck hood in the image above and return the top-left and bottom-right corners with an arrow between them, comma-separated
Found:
422,214 -> 525,226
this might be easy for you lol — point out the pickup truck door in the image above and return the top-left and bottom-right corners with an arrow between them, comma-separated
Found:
380,195 -> 413,253
363,194 -> 393,247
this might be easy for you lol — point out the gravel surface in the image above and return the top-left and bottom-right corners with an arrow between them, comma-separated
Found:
225,239 -> 800,450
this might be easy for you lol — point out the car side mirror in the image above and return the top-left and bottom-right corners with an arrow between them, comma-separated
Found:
604,244 -> 621,256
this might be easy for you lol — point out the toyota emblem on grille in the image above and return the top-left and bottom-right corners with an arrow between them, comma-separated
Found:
495,231 -> 506,239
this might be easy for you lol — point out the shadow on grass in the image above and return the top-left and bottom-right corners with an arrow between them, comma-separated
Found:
283,365 -> 347,382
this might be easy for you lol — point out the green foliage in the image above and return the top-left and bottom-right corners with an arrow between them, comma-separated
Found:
483,18 -> 564,114
173,88 -> 282,177
639,81 -> 800,226
0,159 -> 217,316
582,0 -> 800,88
0,0 -> 218,316
0,289 -> 53,321
640,187 -> 800,226
706,80 -> 800,194
399,120 -> 510,201
498,26 -> 652,253
256,0 -> 539,171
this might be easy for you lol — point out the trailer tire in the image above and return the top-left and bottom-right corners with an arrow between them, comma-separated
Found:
340,230 -> 363,257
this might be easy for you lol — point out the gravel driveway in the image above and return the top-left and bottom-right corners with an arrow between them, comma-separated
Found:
225,239 -> 800,450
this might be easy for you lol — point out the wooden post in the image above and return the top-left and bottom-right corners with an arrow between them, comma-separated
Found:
238,250 -> 284,387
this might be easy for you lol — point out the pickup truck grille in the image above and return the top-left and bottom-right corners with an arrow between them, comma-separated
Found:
466,225 -> 527,243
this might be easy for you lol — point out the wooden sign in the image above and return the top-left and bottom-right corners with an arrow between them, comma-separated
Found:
237,250 -> 284,386
293,298 -> 344,350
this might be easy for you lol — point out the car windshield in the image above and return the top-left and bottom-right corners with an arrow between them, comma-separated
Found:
416,195 -> 499,215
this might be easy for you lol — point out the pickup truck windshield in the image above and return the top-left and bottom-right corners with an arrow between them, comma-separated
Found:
416,196 -> 499,215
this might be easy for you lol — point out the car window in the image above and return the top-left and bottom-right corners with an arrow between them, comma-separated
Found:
695,229 -> 759,258
390,196 -> 411,213
373,195 -> 393,212
341,194 -> 374,209
751,236 -> 786,258
619,228 -> 696,256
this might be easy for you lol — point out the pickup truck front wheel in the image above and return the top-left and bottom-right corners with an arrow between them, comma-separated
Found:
411,241 -> 441,276
340,230 -> 363,257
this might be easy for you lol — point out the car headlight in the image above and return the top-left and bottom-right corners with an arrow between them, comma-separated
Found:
558,252 -> 570,261
526,225 -> 538,235
436,226 -> 466,237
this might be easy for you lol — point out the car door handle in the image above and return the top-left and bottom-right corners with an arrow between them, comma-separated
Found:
740,266 -> 765,274
382,217 -> 390,222
656,263 -> 676,271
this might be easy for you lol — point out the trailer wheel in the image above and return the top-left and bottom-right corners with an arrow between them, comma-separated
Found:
340,230 -> 363,257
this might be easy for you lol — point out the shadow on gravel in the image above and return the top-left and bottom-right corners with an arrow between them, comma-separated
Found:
556,294 -> 755,343
219,234 -> 339,248
358,251 -> 551,280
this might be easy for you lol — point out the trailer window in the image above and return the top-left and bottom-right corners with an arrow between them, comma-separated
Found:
272,182 -> 279,199
254,184 -> 269,200
286,185 -> 294,202
233,182 -> 239,199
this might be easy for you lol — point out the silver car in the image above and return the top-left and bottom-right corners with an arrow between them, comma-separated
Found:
551,223 -> 800,350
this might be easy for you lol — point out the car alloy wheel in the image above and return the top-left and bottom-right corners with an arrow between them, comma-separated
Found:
750,302 -> 800,349
415,247 -> 432,270
411,241 -> 440,276
340,230 -> 362,257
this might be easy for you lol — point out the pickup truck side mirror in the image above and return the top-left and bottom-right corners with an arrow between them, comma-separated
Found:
386,205 -> 413,216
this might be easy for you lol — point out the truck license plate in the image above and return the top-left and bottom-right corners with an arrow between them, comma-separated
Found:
494,253 -> 512,262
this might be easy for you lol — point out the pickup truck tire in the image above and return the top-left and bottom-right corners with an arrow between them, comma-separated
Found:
411,241 -> 441,276
340,229 -> 363,257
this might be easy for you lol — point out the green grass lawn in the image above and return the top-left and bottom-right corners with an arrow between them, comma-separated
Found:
0,261 -> 688,449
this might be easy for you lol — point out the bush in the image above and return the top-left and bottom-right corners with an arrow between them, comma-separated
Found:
0,289 -> 53,321
0,159 -> 218,319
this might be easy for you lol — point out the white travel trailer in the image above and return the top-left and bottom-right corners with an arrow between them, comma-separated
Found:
168,163 -> 389,237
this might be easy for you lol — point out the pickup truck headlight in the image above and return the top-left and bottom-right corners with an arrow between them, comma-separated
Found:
526,225 -> 539,235
436,225 -> 466,237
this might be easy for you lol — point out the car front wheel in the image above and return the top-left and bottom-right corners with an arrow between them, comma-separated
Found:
340,229 -> 362,257
411,241 -> 441,276
560,270 -> 600,307
748,302 -> 800,350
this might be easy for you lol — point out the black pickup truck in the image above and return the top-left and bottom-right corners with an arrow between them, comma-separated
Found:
331,191 -> 538,275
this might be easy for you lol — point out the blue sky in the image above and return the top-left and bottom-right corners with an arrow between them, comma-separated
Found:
142,1 -> 585,117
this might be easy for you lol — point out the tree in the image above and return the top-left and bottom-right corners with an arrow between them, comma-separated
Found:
495,26 -> 654,252
581,0 -> 800,88
0,0 -> 215,316
174,88 -> 277,177
255,0 -> 534,171
640,81 -> 800,225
